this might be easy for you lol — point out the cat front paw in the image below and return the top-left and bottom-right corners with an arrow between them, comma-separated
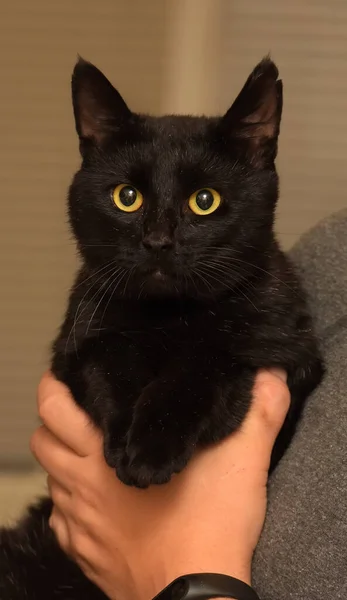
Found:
103,413 -> 132,473
103,376 -> 204,487
103,420 -> 189,487
115,438 -> 192,488
115,432 -> 192,488
103,421 -> 189,488
114,379 -> 197,487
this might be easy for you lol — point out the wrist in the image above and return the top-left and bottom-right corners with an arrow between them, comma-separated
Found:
143,558 -> 252,600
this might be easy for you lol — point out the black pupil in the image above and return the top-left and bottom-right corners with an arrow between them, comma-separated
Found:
196,189 -> 214,211
119,186 -> 137,206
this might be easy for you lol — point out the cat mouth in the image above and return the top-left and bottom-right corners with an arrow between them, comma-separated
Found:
147,268 -> 173,287
141,262 -> 174,280
151,268 -> 167,281
140,265 -> 178,295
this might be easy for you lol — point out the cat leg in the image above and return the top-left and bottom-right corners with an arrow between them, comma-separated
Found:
53,333 -> 157,474
114,355 -> 256,487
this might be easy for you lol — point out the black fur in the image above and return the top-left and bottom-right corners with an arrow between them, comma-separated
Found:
0,57 -> 323,598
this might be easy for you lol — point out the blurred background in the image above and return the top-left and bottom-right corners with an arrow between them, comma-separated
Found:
1,0 -> 346,522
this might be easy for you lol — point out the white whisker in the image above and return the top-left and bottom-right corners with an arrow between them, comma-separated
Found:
196,265 -> 260,313
65,266 -> 122,356
85,268 -> 128,335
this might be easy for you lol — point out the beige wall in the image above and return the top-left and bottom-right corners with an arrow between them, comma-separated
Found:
219,0 -> 347,247
0,0 -> 168,465
0,0 -> 346,466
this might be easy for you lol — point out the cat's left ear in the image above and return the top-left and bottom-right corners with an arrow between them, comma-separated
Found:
72,57 -> 133,151
220,57 -> 283,167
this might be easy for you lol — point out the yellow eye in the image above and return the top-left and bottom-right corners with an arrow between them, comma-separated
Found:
188,188 -> 221,215
113,184 -> 143,213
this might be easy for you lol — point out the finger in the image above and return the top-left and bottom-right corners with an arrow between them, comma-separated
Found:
47,475 -> 71,509
252,369 -> 290,432
30,425 -> 80,488
49,506 -> 71,553
50,506 -> 97,579
240,369 -> 290,448
37,372 -> 102,457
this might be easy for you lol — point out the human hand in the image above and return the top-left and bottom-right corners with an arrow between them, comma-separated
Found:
31,370 -> 289,600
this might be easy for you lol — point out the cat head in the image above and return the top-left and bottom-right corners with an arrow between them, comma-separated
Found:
68,57 -> 283,300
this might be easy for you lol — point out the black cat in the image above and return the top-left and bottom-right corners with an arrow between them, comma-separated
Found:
0,57 -> 323,599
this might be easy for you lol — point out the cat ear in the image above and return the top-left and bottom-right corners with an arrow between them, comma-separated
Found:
71,57 -> 132,148
220,57 -> 283,167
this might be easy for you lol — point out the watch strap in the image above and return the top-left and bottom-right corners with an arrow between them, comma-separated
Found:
152,573 -> 260,600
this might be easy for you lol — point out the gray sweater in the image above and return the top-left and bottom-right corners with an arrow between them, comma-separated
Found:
253,209 -> 347,599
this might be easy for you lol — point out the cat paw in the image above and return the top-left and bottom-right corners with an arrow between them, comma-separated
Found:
103,438 -> 175,488
103,414 -> 132,473
112,429 -> 193,488
106,379 -> 199,487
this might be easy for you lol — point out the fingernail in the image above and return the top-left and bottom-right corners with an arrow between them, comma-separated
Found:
267,368 -> 287,383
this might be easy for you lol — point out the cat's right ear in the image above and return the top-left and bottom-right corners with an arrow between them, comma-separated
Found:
72,58 -> 132,151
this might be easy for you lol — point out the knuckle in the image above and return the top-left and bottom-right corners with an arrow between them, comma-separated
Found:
75,471 -> 100,509
50,486 -> 64,509
52,529 -> 66,551
261,378 -> 289,401
46,475 -> 54,497
29,427 -> 42,457
255,379 -> 291,425
73,489 -> 98,522
70,530 -> 85,557
72,496 -> 89,524
70,529 -> 91,562
49,511 -> 71,553
37,372 -> 53,408
37,393 -> 57,425
78,488 -> 97,510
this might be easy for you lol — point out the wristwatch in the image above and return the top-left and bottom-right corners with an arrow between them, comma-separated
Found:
152,573 -> 260,600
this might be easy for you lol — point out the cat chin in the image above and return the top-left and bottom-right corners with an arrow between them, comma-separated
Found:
141,271 -> 179,297
151,268 -> 167,281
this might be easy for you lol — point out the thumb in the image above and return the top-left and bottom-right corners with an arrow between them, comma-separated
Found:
239,369 -> 291,455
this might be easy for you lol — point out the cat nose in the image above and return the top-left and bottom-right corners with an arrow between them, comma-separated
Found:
142,232 -> 173,252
